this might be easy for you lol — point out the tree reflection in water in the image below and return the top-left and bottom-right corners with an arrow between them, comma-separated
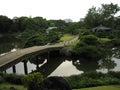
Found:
29,53 -> 48,70
99,56 -> 116,72
72,47 -> 118,73
113,47 -> 120,59
96,48 -> 117,72
28,53 -> 64,77
72,58 -> 99,73
5,47 -> 120,76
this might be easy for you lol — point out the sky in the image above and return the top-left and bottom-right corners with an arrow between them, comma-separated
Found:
0,0 -> 120,21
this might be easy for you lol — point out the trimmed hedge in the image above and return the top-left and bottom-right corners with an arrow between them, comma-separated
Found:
0,72 -> 24,85
66,72 -> 120,89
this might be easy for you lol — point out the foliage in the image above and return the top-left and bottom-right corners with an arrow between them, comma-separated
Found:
48,19 -> 66,27
59,34 -> 75,42
22,72 -> 44,90
73,34 -> 104,59
24,34 -> 47,48
84,7 -> 101,28
68,40 -> 79,47
0,15 -> 13,33
0,73 -> 24,85
3,74 -> 23,85
0,76 -> 4,83
81,35 -> 99,45
84,3 -> 120,29
66,22 -> 80,35
0,4 -> 120,34
47,28 -> 61,43
99,38 -> 110,44
73,44 -> 103,59
111,30 -> 120,39
66,72 -> 120,89
0,83 -> 26,90
109,39 -> 120,47
79,29 -> 91,40
95,30 -> 112,38
73,85 -> 120,90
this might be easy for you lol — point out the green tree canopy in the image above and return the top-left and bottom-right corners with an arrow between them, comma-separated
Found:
0,15 -> 13,33
84,3 -> 120,29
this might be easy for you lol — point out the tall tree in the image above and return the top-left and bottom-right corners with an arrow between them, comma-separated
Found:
84,7 -> 101,28
84,3 -> 120,29
0,15 -> 13,33
101,3 -> 120,28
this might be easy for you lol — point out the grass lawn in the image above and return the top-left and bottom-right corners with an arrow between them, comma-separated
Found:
68,40 -> 79,47
73,85 -> 120,90
59,34 -> 76,42
0,83 -> 26,90
99,38 -> 110,43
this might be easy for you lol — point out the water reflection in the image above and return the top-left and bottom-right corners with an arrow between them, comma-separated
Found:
113,47 -> 120,59
49,60 -> 83,76
98,48 -> 117,72
99,55 -> 116,72
4,47 -> 120,77
72,59 -> 99,73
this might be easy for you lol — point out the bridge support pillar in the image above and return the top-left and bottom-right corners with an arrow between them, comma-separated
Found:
48,51 -> 50,61
36,56 -> 39,70
23,61 -> 28,74
4,70 -> 6,73
12,65 -> 16,73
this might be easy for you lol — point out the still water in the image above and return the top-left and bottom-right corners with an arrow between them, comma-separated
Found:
1,35 -> 120,77
5,55 -> 120,77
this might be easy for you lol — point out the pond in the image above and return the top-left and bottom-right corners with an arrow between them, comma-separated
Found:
4,54 -> 120,77
1,35 -> 120,77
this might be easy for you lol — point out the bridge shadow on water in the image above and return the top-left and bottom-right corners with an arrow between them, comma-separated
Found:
3,48 -> 119,78
4,50 -> 66,77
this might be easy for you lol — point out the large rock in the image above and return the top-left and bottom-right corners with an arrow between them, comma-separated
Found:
40,76 -> 72,90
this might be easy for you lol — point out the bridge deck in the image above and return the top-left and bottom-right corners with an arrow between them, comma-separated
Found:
0,44 -> 64,70
0,36 -> 78,71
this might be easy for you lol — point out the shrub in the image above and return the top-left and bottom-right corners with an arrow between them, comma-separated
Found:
66,72 -> 120,89
108,71 -> 120,79
22,72 -> 44,90
79,29 -> 91,40
80,72 -> 105,79
110,39 -> 120,47
100,76 -> 120,85
0,76 -> 4,83
3,74 -> 23,85
24,34 -> 47,48
81,35 -> 99,45
95,30 -> 111,38
73,45 -> 103,60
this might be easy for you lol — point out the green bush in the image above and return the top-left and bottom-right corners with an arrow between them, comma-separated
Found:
3,74 -> 23,85
73,35 -> 105,59
73,45 -> 103,59
22,72 -> 44,90
95,30 -> 112,38
24,34 -> 47,48
80,72 -> 105,79
108,71 -> 120,79
110,39 -> 120,47
66,72 -> 120,89
0,76 -> 4,83
81,35 -> 99,45
79,29 -> 91,40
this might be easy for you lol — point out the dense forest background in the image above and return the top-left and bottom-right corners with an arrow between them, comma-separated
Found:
0,3 -> 120,34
